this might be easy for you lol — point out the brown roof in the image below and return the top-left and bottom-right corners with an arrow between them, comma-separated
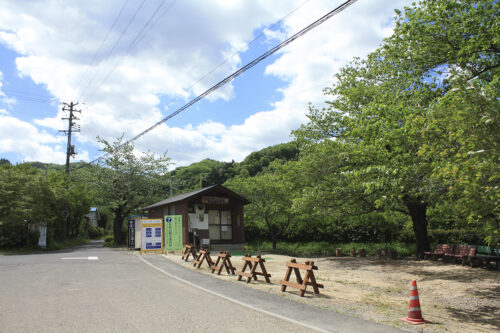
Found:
142,184 -> 250,210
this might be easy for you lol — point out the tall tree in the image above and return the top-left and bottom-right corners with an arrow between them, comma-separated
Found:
294,0 -> 499,255
95,136 -> 171,244
226,166 -> 294,249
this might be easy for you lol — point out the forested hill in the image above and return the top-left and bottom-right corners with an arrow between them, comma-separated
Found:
168,141 -> 299,192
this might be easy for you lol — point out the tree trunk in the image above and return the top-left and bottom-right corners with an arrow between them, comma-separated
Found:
271,234 -> 277,250
405,199 -> 430,258
113,206 -> 124,244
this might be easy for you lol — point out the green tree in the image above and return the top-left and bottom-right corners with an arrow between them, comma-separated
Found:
226,166 -> 294,249
95,136 -> 171,244
294,0 -> 499,255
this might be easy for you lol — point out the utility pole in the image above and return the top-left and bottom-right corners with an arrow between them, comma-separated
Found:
60,102 -> 81,175
59,102 -> 80,241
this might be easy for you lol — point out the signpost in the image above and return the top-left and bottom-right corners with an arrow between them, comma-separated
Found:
164,215 -> 183,252
141,219 -> 163,254
128,220 -> 135,249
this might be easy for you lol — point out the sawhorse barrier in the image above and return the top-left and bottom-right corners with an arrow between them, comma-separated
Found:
194,249 -> 214,269
280,259 -> 324,297
181,243 -> 197,262
211,251 -> 236,275
236,254 -> 271,283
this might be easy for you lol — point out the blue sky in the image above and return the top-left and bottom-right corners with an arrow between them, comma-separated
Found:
0,0 -> 411,167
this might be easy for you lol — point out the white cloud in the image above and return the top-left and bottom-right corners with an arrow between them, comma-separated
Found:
0,0 -> 412,166
0,114 -> 67,163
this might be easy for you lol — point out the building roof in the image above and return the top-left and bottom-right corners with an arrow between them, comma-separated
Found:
142,184 -> 250,210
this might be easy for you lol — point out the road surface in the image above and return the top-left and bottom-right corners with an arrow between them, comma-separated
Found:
0,241 -> 403,332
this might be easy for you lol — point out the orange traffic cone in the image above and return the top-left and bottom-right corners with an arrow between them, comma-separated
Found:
400,280 -> 430,325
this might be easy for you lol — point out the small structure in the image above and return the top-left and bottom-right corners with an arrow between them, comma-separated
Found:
84,207 -> 100,227
143,185 -> 250,251
127,215 -> 146,250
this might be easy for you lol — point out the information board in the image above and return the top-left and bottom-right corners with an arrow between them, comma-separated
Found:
164,215 -> 183,251
141,219 -> 163,253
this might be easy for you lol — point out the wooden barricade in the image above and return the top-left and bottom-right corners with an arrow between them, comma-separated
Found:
181,243 -> 197,262
236,254 -> 271,283
193,249 -> 214,269
211,251 -> 236,275
280,259 -> 324,297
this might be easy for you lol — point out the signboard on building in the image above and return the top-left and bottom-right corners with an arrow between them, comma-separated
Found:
164,215 -> 183,251
201,196 -> 229,205
141,219 -> 163,253
128,220 -> 135,249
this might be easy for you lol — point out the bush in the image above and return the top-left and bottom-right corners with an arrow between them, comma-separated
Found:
87,225 -> 104,239
245,240 -> 416,257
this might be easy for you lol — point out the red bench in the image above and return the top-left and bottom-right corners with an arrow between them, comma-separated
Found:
424,244 -> 453,260
444,245 -> 476,264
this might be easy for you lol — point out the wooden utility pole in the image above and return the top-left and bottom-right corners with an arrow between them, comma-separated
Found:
59,102 -> 80,240
60,102 -> 80,175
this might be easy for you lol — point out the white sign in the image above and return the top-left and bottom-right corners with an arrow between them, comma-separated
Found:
38,224 -> 47,248
141,219 -> 163,252
188,213 -> 208,230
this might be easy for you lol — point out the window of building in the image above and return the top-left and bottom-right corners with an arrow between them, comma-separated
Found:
208,210 -> 232,241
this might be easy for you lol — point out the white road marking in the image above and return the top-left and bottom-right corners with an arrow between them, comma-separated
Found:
139,255 -> 328,333
61,256 -> 99,260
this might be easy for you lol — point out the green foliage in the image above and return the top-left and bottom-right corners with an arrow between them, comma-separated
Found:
87,225 -> 104,239
92,136 -> 171,244
292,0 -> 499,254
235,141 -> 299,177
245,240 -> 416,257
225,164 -> 295,249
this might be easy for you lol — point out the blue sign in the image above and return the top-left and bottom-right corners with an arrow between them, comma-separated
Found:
166,217 -> 172,222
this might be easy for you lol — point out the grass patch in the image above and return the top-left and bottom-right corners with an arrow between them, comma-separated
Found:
0,236 -> 89,255
244,240 -> 416,257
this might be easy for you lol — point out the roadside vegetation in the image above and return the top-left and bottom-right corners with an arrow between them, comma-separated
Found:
1,0 -> 498,256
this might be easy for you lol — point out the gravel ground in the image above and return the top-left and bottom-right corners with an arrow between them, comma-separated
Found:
164,252 -> 499,333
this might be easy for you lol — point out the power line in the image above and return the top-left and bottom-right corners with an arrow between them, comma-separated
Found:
75,0 -> 131,97
82,0 -> 176,102
188,0 -> 312,94
86,0 -> 358,166
79,0 -> 147,100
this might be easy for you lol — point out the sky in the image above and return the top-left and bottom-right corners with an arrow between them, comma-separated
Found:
0,0 -> 411,168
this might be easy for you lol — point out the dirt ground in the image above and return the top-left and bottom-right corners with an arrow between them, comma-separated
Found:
164,252 -> 499,332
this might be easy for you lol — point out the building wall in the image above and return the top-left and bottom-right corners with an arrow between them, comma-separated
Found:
146,194 -> 246,247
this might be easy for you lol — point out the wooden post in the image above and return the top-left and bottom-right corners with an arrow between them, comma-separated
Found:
336,248 -> 343,257
181,243 -> 197,262
211,251 -> 236,275
193,248 -> 214,269
280,258 -> 324,297
359,249 -> 367,257
236,254 -> 271,283
350,248 -> 356,257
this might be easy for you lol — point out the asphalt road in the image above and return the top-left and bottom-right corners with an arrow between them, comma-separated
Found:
0,242 -> 403,333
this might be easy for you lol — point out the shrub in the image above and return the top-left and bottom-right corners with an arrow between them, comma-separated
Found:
87,225 -> 104,239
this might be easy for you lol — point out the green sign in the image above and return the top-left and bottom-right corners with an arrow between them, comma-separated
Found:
164,215 -> 183,251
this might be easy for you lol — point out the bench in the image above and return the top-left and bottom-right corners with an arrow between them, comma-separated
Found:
424,244 -> 453,260
464,246 -> 500,270
444,244 -> 476,264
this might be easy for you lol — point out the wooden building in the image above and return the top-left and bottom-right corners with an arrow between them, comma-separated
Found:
143,185 -> 250,250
